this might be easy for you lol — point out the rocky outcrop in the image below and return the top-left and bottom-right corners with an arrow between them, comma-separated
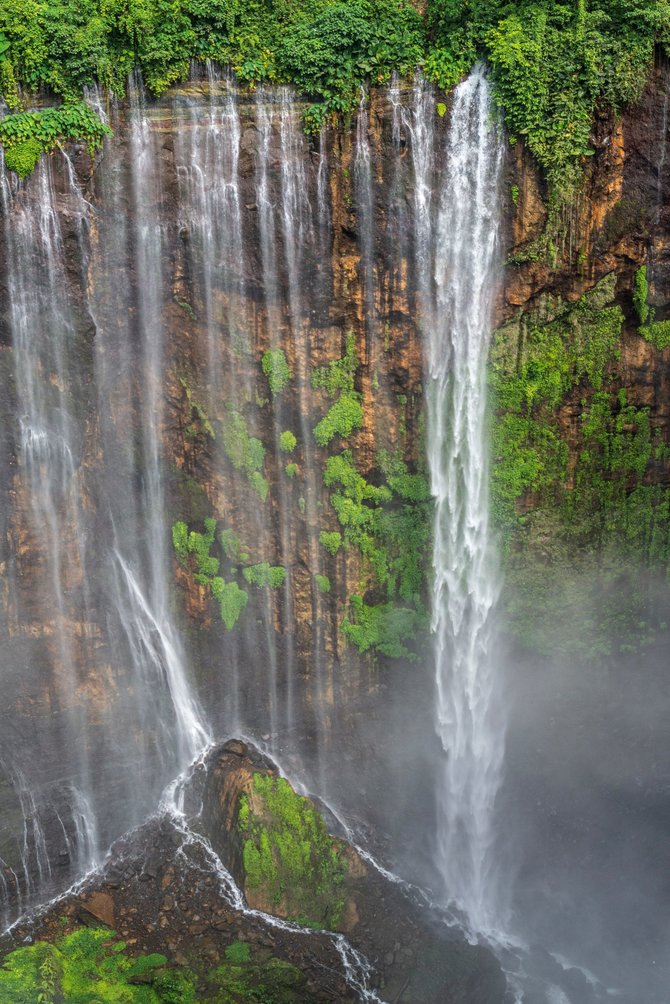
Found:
200,740 -> 507,1003
2,739 -> 507,1004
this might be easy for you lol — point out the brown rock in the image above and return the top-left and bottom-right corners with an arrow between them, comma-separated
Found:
78,891 -> 115,929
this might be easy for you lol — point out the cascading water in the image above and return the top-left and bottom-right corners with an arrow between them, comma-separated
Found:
0,79 -> 209,928
0,153 -> 101,912
424,67 -> 506,936
100,73 -> 209,765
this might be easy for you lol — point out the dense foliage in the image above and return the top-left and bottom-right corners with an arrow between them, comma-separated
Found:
0,926 -> 183,1003
426,0 -> 670,198
1,1 -> 667,187
0,924 -> 317,1003
312,336 -> 431,661
0,101 -> 110,177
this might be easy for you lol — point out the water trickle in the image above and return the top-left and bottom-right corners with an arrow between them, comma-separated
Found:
425,66 -> 506,936
354,88 -> 376,359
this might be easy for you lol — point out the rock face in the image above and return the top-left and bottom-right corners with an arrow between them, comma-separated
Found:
0,60 -> 669,927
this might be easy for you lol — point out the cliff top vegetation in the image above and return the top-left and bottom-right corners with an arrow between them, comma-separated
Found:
1,1 -> 669,191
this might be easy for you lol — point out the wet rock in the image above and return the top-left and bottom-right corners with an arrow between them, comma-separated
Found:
77,891 -> 115,929
222,739 -> 248,757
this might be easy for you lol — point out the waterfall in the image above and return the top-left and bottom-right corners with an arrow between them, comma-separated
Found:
111,72 -> 208,763
425,66 -> 506,935
354,88 -> 376,362
0,153 -> 101,911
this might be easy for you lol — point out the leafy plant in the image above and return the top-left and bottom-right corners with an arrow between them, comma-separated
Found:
633,265 -> 650,324
262,349 -> 292,397
279,430 -> 297,453
0,102 -> 110,178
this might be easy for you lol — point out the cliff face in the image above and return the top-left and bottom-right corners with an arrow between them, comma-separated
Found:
0,64 -> 669,922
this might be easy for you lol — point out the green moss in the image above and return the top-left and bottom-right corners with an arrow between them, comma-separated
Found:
242,563 -> 286,589
0,59 -> 20,112
640,320 -> 670,349
262,349 -> 292,397
209,955 -> 316,1003
312,332 -> 358,396
492,275 -> 670,657
174,296 -> 197,321
224,941 -> 252,964
211,578 -> 249,630
319,530 -> 342,555
279,430 -> 297,453
219,528 -> 243,563
490,275 -> 623,536
222,408 -> 269,501
633,265 -> 650,325
312,333 -> 364,446
237,774 -> 347,930
3,135 -> 42,177
179,377 -> 214,440
314,394 -> 364,446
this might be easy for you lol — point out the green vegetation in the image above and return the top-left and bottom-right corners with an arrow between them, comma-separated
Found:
279,430 -> 297,454
238,774 -> 347,929
313,330 -> 431,660
172,518 -> 289,629
426,0 -> 670,201
315,574 -> 331,593
633,265 -> 650,324
322,449 -> 431,660
0,0 -> 422,135
0,926 -> 181,1003
633,264 -> 670,348
319,530 -> 342,555
211,577 -> 249,629
312,333 -> 363,447
262,349 -> 292,397
492,275 -> 670,658
490,274 -> 623,535
173,518 -> 249,630
0,102 -> 110,178
640,320 -> 670,349
342,595 -> 424,660
222,408 -> 269,501
0,924 -> 316,1004
0,1 -> 664,188
284,462 -> 299,478
209,954 -> 317,1003
242,563 -> 286,588
172,516 -> 219,583
224,942 -> 252,965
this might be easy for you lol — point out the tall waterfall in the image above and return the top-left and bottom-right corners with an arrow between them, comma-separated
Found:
0,155 -> 101,918
425,67 -> 506,935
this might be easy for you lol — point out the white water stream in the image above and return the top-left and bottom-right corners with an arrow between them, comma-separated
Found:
424,67 -> 507,936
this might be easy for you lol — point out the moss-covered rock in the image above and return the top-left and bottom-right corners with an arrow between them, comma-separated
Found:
237,773 -> 347,928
